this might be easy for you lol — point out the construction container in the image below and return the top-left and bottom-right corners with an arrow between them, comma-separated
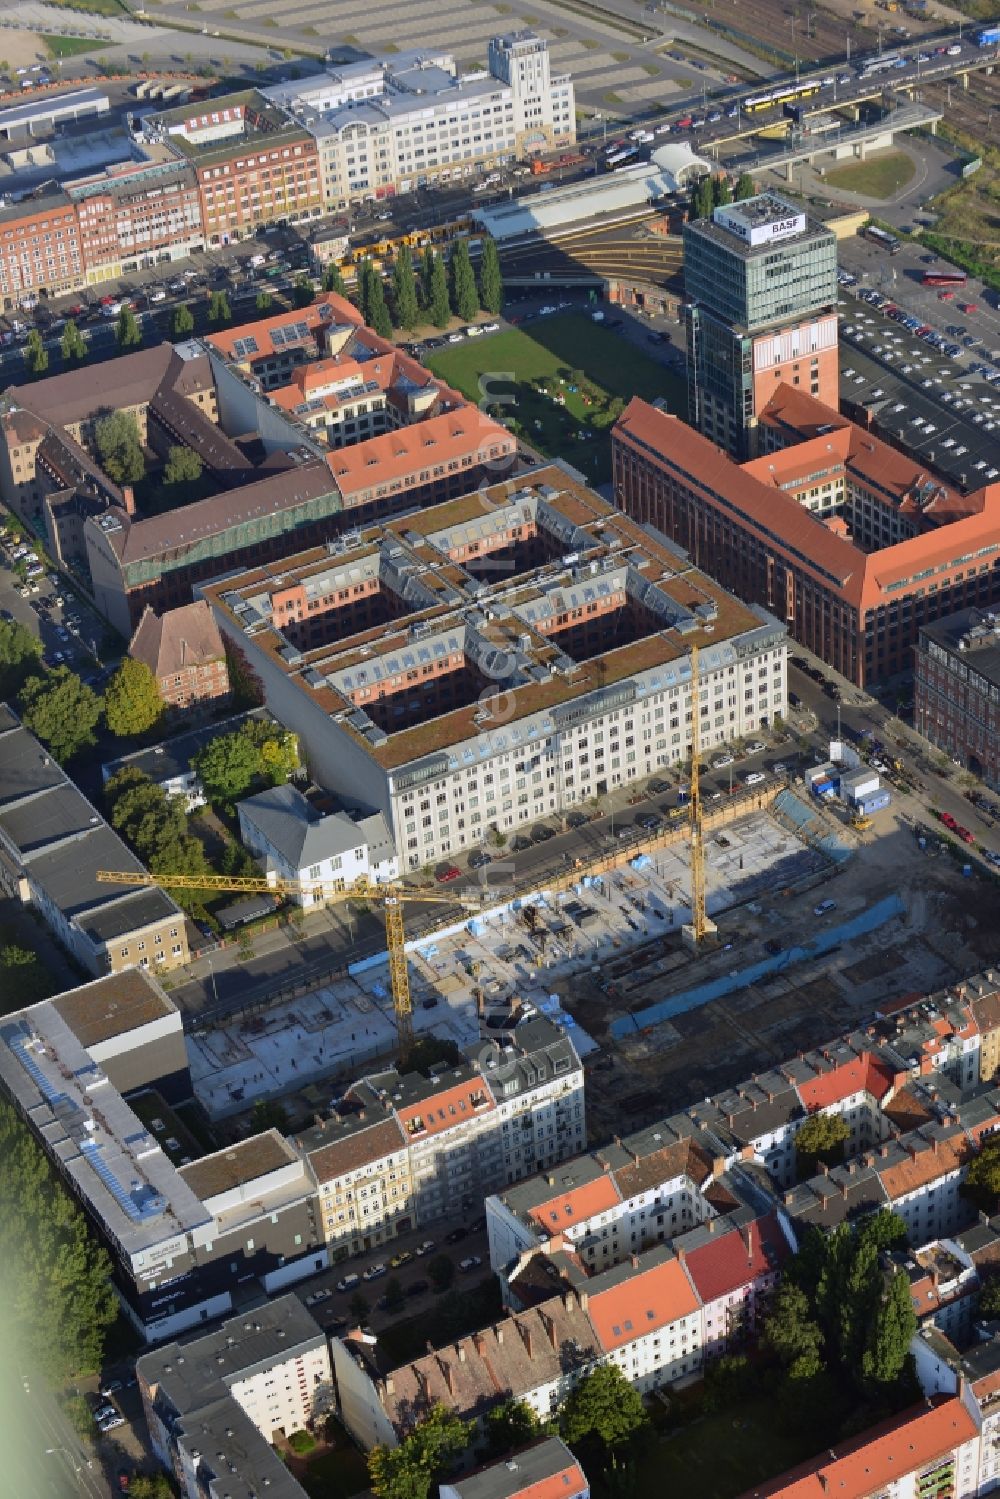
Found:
840,768 -> 880,804
806,763 -> 838,788
856,788 -> 891,815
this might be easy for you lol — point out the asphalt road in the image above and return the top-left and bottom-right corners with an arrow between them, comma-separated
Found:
1,1365 -> 109,1499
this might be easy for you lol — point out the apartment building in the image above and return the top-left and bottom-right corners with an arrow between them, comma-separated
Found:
735,1397 -> 981,1499
129,600 -> 231,710
203,469 -> 787,864
683,194 -> 839,458
679,1211 -> 790,1358
915,608 -> 1000,792
0,705 -> 189,976
67,158 -> 204,286
263,34 -> 574,209
0,184 -> 85,307
613,387 -> 1000,686
440,1438 -> 589,1499
297,1017 -> 584,1259
141,91 -> 323,243
139,1296 -> 328,1499
238,783 -> 399,902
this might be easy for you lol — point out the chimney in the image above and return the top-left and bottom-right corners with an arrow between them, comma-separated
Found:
438,1357 -> 455,1396
517,1320 -> 533,1358
707,1217 -> 716,1233
383,1375 -> 394,1395
358,1108 -> 366,1121
457,1344 -> 466,1363
819,1161 -> 830,1175
863,1152 -> 875,1168
122,484 -> 135,515
676,1246 -> 686,1265
839,1177 -> 849,1198
473,1333 -> 485,1356
932,1136 -> 939,1154
496,1325 -> 504,1345
741,1220 -> 755,1263
579,1290 -> 589,1311
880,1144 -> 890,1158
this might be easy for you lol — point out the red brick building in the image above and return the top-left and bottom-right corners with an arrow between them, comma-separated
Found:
0,187 -> 84,308
915,608 -> 1000,791
68,159 -> 204,286
129,601 -> 230,709
612,388 -> 1000,686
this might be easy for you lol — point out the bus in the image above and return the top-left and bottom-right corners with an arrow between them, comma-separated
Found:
605,146 -> 639,168
857,51 -> 904,77
922,268 -> 968,287
862,224 -> 901,254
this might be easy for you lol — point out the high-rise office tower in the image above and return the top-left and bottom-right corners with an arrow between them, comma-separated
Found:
683,193 -> 839,458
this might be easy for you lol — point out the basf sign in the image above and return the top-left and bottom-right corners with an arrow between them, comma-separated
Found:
714,205 -> 806,246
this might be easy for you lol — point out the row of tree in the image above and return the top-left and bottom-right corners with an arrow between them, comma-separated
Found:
325,235 -> 503,334
689,170 -> 757,222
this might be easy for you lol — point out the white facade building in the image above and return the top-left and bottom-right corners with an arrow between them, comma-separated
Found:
264,34 -> 574,208
238,783 -> 399,905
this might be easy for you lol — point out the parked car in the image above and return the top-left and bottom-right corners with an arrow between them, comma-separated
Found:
444,1227 -> 467,1245
458,1255 -> 483,1272
305,1288 -> 332,1307
335,1273 -> 360,1293
389,1249 -> 413,1269
362,1262 -> 387,1282
415,1240 -> 435,1256
435,864 -> 461,882
813,899 -> 837,917
744,771 -> 767,787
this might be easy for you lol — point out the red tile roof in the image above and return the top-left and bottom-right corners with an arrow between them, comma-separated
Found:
527,1175 -> 622,1235
205,294 -> 360,361
326,408 -> 514,500
588,1254 -> 700,1351
682,1213 -> 789,1306
737,1397 -> 977,1498
515,1466 -> 589,1499
396,1077 -> 495,1139
797,1053 -> 896,1112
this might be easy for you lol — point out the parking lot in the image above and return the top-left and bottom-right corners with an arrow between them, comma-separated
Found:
0,529 -> 109,680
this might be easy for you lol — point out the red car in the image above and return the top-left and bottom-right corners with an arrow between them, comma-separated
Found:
435,864 -> 461,883
960,302 -> 979,313
958,827 -> 976,845
940,812 -> 958,830
938,291 -> 955,301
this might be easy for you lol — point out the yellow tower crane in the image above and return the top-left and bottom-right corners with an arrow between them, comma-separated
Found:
688,643 -> 708,944
95,870 -> 498,1052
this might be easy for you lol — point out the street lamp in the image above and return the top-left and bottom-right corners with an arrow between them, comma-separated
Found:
45,1447 -> 82,1476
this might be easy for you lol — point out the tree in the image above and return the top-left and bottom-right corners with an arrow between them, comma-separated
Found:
25,328 -> 48,378
735,171 -> 756,201
448,240 -> 479,322
368,272 -> 393,339
163,444 -> 204,487
964,1135 -> 1000,1210
981,1277 -> 1000,1319
478,233 -> 504,316
861,1271 -> 917,1393
194,726 -> 263,806
116,305 -> 142,349
392,244 -> 419,331
714,174 -> 733,207
355,260 -> 374,324
348,1290 -> 370,1324
323,260 -> 347,295
256,288 -> 273,314
126,1477 -> 174,1499
369,1405 -> 470,1499
208,289 -> 232,326
0,1095 -> 117,1381
485,1398 -> 542,1457
420,244 -> 435,308
18,667 -> 102,763
60,318 -> 87,365
255,728 -> 300,785
429,251 -> 450,329
293,272 -> 315,308
172,302 -> 195,338
0,944 -> 54,1007
94,410 -> 145,485
103,658 -> 163,738
690,174 -> 714,221
427,1253 -> 454,1293
0,617 -> 42,700
384,1275 -> 405,1313
561,1364 -> 647,1452
795,1112 -> 850,1176
250,1099 -> 289,1133
763,1282 -> 824,1369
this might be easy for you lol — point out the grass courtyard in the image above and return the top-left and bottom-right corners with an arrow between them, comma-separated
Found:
825,151 -> 916,200
427,313 -> 685,486
42,34 -> 100,59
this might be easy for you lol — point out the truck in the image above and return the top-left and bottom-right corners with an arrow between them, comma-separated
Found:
975,24 -> 1000,46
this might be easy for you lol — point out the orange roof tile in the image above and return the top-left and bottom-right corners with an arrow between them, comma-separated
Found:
527,1175 -> 622,1234
588,1255 -> 700,1351
797,1053 -> 896,1112
516,1465 -> 589,1499
396,1077 -> 495,1139
326,408 -> 514,499
737,1397 -> 977,1498
878,1134 -> 971,1201
205,294 -> 360,360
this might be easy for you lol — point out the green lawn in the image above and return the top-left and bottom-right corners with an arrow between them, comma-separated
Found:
825,151 -> 916,200
615,1396 -> 821,1499
427,314 -> 685,485
42,34 -> 99,58
299,1443 -> 370,1499
42,0 -> 126,11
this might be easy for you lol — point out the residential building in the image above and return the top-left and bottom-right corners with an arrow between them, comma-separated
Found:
129,600 -> 231,709
262,34 -> 574,210
612,387 -> 1000,686
140,91 -> 323,244
734,1396 -> 981,1499
585,1244 -> 703,1391
139,1295 -> 329,1499
296,1017 -> 584,1260
67,158 -> 204,286
683,194 -> 839,458
0,704 -> 189,975
238,783 -> 399,901
680,1211 -> 790,1357
915,609 -> 1000,791
439,1438 -> 589,1499
102,707 -> 275,810
0,184 -> 85,308
203,468 -> 787,864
